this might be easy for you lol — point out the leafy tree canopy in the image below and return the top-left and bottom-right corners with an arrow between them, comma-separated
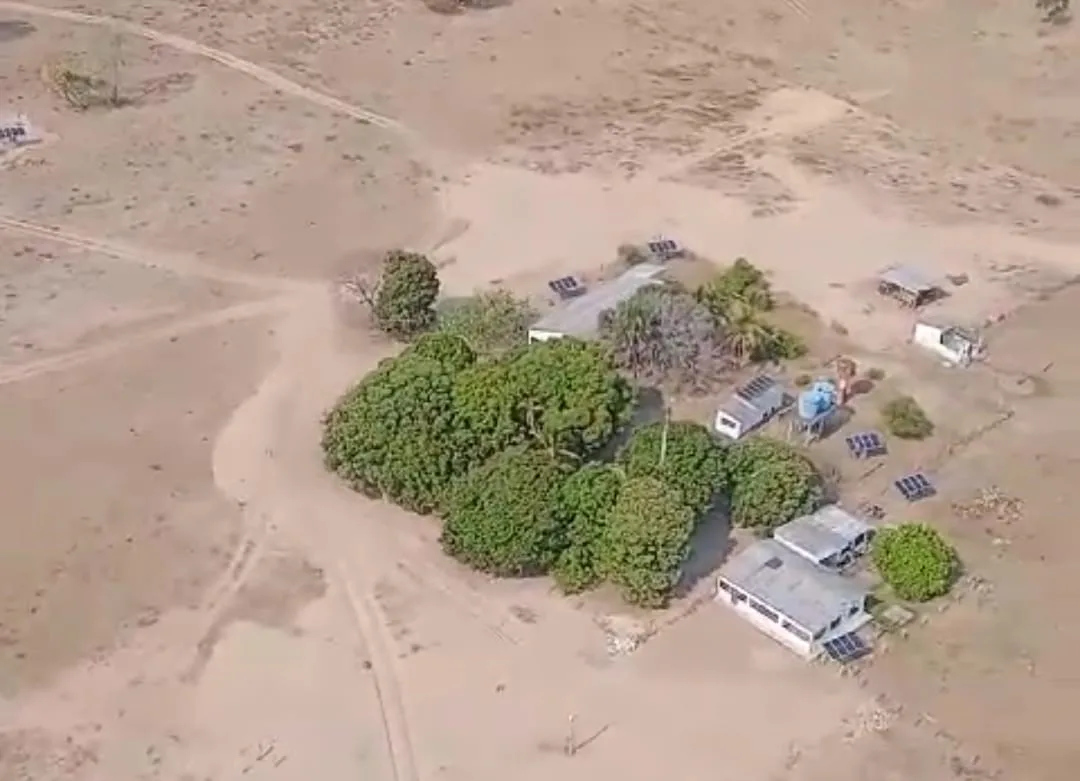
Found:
438,290 -> 536,355
454,338 -> 635,459
872,523 -> 957,602
617,421 -> 727,517
600,286 -> 731,391
551,463 -> 624,593
373,250 -> 440,340
321,339 -> 479,514
726,437 -> 823,530
441,448 -> 570,577
600,477 -> 696,608
697,257 -> 774,317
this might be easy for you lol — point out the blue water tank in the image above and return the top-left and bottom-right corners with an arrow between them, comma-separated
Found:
797,380 -> 837,421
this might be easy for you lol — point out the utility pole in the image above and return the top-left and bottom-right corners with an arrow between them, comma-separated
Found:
658,405 -> 671,467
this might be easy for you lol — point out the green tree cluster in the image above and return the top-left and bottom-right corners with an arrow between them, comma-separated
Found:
872,523 -> 957,602
372,250 -> 441,340
437,290 -> 535,355
696,258 -> 807,364
725,437 -> 823,531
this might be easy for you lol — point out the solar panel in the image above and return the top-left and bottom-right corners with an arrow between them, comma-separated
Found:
894,472 -> 936,502
735,375 -> 775,403
647,238 -> 681,259
823,632 -> 870,664
547,275 -> 584,300
845,430 -> 887,459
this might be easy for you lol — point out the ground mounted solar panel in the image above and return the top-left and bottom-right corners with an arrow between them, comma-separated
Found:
648,238 -> 680,259
894,472 -> 936,502
548,276 -> 584,300
823,632 -> 870,664
845,431 -> 887,459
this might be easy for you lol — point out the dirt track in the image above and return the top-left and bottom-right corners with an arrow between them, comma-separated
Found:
3,0 -> 1080,778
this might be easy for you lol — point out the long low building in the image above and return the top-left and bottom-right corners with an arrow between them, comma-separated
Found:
527,263 -> 667,343
716,539 -> 870,658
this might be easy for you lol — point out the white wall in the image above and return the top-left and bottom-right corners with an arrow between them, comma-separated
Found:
527,329 -> 565,343
716,579 -> 815,658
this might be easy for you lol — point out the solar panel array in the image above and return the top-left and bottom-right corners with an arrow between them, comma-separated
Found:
894,472 -> 936,502
548,275 -> 584,300
647,238 -> 680,259
845,430 -> 887,459
735,375 -> 776,403
823,632 -> 870,664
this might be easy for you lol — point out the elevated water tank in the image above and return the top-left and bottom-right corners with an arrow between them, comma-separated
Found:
797,379 -> 837,422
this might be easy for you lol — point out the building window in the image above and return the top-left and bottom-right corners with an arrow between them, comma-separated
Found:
748,600 -> 779,623
781,621 -> 811,642
848,602 -> 861,616
718,579 -> 731,593
829,615 -> 842,630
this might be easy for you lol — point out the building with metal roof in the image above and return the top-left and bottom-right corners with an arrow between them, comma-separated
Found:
527,263 -> 667,343
716,539 -> 870,658
713,374 -> 787,440
773,505 -> 874,570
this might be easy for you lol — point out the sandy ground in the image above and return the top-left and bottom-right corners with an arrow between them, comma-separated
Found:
2,0 -> 1080,779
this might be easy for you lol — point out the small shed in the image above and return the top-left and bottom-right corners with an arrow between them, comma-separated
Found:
877,265 -> 938,308
716,540 -> 871,658
773,505 -> 874,570
713,375 -> 786,440
912,321 -> 983,366
528,263 -> 666,343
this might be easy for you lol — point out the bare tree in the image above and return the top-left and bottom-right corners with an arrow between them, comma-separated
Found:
600,287 -> 732,392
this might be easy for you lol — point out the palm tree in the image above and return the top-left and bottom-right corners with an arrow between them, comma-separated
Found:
723,298 -> 772,364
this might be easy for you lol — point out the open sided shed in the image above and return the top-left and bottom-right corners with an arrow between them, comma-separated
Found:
528,263 -> 666,342
877,265 -> 938,308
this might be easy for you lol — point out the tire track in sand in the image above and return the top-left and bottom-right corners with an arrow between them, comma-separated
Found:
0,297 -> 288,387
0,2 -> 412,138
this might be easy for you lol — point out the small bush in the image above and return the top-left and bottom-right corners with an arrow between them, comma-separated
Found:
617,243 -> 652,266
872,523 -> 957,602
793,373 -> 812,388
697,257 -> 774,316
866,367 -> 886,381
882,396 -> 934,440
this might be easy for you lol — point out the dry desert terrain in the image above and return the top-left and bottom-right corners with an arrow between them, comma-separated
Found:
1,0 -> 1079,779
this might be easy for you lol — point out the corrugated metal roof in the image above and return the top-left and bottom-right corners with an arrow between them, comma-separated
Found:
774,505 -> 873,563
718,539 -> 867,634
530,264 -> 666,338
879,264 -> 934,293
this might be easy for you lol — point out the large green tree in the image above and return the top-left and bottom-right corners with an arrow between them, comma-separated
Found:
437,290 -> 535,355
617,421 -> 727,517
600,477 -> 696,608
441,448 -> 570,577
321,335 -> 478,514
454,338 -> 635,459
373,250 -> 440,340
726,437 -> 823,530
551,464 -> 624,594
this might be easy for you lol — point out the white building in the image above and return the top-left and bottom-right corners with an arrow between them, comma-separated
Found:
716,539 -> 871,658
911,321 -> 983,366
773,505 -> 874,571
528,263 -> 667,343
713,375 -> 787,440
